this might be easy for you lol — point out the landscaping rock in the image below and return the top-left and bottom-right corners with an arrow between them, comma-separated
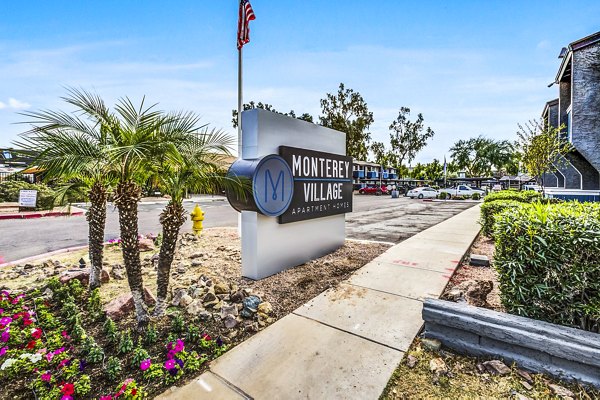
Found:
110,264 -> 125,280
179,294 -> 193,307
548,384 -> 575,398
104,287 -> 156,320
223,314 -> 238,329
421,338 -> 441,352
240,295 -> 262,318
203,292 -> 217,304
189,251 -> 204,259
214,283 -> 229,295
176,264 -> 186,274
42,288 -> 53,300
257,301 -> 273,315
514,392 -> 532,400
59,269 -> 109,285
429,358 -> 448,375
221,304 -> 238,318
186,299 -> 204,316
482,360 -> 511,376
517,369 -> 533,383
406,355 -> 418,368
450,280 -> 493,307
196,310 -> 212,321
469,254 -> 490,267
138,238 -> 155,252
520,380 -> 533,391
230,290 -> 245,303
476,363 -> 486,374
171,288 -> 188,306
191,259 -> 203,267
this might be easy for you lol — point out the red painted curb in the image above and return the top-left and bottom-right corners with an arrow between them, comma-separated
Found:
0,211 -> 84,220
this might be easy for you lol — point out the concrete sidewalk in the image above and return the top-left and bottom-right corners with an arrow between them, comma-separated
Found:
158,205 -> 481,400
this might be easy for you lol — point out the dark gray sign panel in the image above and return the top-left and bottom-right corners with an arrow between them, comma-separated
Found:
278,146 -> 353,224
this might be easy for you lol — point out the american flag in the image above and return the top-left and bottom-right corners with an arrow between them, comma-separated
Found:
237,0 -> 256,50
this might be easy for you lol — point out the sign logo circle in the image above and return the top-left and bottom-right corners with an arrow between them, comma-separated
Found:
253,155 -> 294,217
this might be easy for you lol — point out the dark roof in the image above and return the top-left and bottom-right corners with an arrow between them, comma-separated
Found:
0,148 -> 36,167
542,98 -> 559,118
555,31 -> 600,82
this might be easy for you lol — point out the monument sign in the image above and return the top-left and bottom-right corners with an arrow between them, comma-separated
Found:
227,109 -> 352,279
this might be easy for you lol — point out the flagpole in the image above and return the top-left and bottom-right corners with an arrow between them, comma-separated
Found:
237,46 -> 243,157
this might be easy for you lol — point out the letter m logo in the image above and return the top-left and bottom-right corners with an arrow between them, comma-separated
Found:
264,169 -> 285,202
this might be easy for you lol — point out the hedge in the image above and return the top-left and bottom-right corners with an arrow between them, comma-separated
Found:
493,202 -> 600,333
0,181 -> 57,210
483,190 -> 541,204
479,200 -> 524,237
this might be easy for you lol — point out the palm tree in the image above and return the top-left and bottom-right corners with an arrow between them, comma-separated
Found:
152,125 -> 246,317
17,89 -> 114,290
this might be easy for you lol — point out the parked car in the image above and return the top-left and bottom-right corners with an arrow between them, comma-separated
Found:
439,185 -> 485,199
407,187 -> 439,199
522,184 -> 542,192
492,184 -> 502,192
358,185 -> 389,195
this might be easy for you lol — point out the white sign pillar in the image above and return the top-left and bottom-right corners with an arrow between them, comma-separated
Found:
240,109 -> 347,279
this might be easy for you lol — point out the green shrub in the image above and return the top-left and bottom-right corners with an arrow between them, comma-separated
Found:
493,202 -> 600,332
484,190 -> 541,204
471,192 -> 481,201
479,200 -> 524,237
438,192 -> 448,200
0,181 -> 58,210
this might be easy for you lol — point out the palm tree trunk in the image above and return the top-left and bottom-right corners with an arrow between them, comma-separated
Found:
154,201 -> 187,317
114,181 -> 149,328
87,182 -> 108,290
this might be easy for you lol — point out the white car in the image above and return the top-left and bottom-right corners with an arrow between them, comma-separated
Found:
407,187 -> 439,199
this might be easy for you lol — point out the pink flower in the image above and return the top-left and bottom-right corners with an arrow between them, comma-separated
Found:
140,359 -> 151,371
164,359 -> 176,370
54,347 -> 65,355
100,396 -> 112,400
32,328 -> 43,339
61,396 -> 73,400
0,346 -> 7,356
41,372 -> 51,382
166,350 -> 175,360
0,317 -> 12,326
46,352 -> 54,362
58,359 -> 70,369
174,339 -> 185,352
1,330 -> 9,343
0,308 -> 4,315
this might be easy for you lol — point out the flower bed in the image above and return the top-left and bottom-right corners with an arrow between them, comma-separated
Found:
0,280 -> 227,399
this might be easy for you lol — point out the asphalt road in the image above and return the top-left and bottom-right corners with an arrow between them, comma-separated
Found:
0,195 -> 476,263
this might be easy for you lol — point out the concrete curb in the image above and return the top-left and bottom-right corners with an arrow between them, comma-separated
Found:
0,245 -> 89,268
0,211 -> 84,220
423,298 -> 600,388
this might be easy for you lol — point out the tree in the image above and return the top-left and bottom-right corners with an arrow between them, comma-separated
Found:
450,136 -> 516,177
231,101 -> 313,128
319,83 -> 374,160
424,159 -> 444,181
104,97 -> 194,329
388,107 -> 435,169
153,126 -> 247,317
517,119 -> 572,194
17,88 -> 114,290
370,141 -> 396,167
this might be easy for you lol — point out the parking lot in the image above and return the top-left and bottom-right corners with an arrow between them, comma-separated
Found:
346,194 -> 477,243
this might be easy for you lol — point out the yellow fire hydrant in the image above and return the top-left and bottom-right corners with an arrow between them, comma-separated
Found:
190,204 -> 205,236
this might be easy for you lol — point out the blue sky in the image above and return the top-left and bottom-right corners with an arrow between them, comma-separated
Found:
1,1 -> 599,163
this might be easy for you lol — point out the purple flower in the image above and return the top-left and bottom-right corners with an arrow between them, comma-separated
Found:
164,359 -> 176,370
0,308 -> 4,315
140,359 -> 151,371
168,367 -> 178,376
174,339 -> 184,352
216,337 -> 223,347
41,372 -> 51,382
61,396 -> 73,400
79,359 -> 87,371
175,358 -> 184,369
166,350 -> 176,360
0,317 -> 12,326
1,330 -> 9,343
0,346 -> 7,357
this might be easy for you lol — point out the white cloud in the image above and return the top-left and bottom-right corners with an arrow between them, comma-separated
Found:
7,98 -> 30,109
0,102 -> 5,109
